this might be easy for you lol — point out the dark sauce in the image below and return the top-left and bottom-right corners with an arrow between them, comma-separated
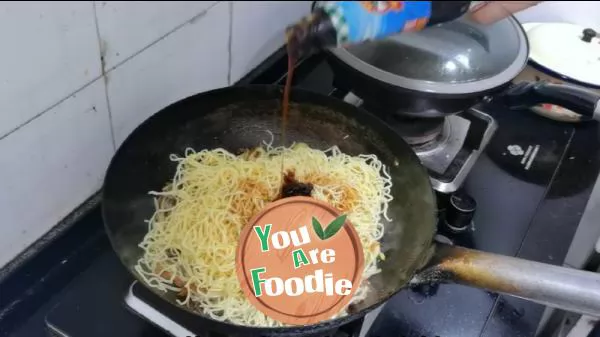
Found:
282,45 -> 294,149
165,248 -> 181,258
278,38 -> 296,176
280,170 -> 313,199
278,24 -> 321,197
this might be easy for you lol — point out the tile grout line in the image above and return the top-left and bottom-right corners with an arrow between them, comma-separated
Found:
0,76 -> 102,142
104,1 -> 220,74
0,1 -> 220,143
227,1 -> 233,85
92,0 -> 117,151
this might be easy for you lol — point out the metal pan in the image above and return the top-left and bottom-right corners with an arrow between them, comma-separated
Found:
325,14 -> 600,120
102,85 -> 600,336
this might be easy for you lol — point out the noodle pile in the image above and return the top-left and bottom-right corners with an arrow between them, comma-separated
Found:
134,136 -> 393,327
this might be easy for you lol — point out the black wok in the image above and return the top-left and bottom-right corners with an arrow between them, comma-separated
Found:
102,85 -> 600,336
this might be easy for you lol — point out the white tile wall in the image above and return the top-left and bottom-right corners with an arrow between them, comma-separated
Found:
107,1 -> 230,146
0,0 -> 312,267
94,1 -> 218,69
0,80 -> 113,267
1,0 -> 598,268
0,1 -> 101,138
230,1 -> 311,83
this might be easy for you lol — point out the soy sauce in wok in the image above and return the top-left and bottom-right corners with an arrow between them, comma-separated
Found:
279,27 -> 300,180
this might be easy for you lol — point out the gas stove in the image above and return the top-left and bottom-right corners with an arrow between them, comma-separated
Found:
341,92 -> 498,194
3,47 -> 600,337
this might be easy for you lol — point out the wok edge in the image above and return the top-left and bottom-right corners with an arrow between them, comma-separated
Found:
410,243 -> 600,317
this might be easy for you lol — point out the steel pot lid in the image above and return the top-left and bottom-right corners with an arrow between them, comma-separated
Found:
524,22 -> 600,88
329,15 -> 529,95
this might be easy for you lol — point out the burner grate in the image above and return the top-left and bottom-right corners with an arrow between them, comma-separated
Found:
340,92 -> 497,193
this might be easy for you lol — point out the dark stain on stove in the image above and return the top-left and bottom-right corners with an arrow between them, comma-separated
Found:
496,298 -> 526,320
347,303 -> 358,314
492,297 -> 531,332
511,307 -> 525,320
407,283 -> 440,304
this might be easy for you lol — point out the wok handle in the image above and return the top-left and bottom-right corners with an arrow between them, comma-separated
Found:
501,81 -> 600,121
410,243 -> 600,317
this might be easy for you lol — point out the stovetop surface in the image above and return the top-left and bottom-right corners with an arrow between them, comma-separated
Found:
3,48 -> 600,337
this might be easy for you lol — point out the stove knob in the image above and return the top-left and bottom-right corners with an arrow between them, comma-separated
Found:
444,191 -> 476,233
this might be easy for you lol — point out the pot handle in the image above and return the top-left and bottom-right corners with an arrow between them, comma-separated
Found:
410,243 -> 600,317
501,81 -> 600,121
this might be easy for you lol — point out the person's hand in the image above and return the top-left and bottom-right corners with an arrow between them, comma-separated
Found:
468,1 -> 543,25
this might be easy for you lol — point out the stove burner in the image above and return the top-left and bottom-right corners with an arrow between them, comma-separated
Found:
388,116 -> 445,147
361,99 -> 446,147
342,92 -> 497,193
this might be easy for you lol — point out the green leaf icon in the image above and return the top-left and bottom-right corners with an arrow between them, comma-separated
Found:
323,214 -> 347,240
312,215 -> 347,241
312,217 -> 326,240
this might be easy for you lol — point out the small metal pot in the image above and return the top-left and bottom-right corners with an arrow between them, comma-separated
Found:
326,14 -> 600,120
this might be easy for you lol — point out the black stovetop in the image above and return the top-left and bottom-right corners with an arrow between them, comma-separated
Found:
2,47 -> 600,337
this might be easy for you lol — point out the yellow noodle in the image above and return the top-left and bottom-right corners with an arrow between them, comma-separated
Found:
134,137 -> 393,327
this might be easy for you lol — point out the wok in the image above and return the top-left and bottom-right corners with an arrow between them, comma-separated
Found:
102,85 -> 600,336
325,13 -> 600,119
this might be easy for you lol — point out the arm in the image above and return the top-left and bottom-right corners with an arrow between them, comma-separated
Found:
467,1 -> 543,25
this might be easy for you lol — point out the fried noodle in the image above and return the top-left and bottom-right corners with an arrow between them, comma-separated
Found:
134,135 -> 393,327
